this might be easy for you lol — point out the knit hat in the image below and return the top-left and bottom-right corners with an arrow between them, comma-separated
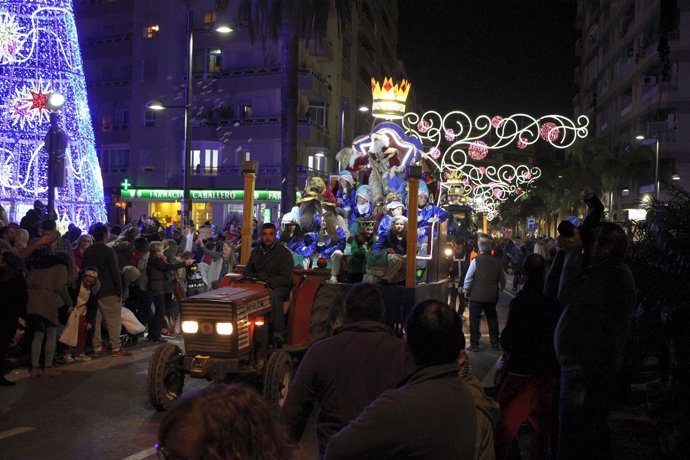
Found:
356,185 -> 372,202
338,170 -> 354,185
418,181 -> 429,197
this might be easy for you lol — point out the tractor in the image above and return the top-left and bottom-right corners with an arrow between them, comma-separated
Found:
147,267 -> 342,414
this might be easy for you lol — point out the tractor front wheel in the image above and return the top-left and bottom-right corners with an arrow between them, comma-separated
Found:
148,344 -> 185,411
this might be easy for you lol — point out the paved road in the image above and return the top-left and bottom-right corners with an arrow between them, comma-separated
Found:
0,287 -> 514,459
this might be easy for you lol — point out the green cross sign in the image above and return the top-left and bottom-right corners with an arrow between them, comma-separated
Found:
120,178 -> 131,191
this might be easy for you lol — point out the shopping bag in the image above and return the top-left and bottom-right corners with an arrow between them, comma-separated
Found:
121,306 -> 145,335
59,308 -> 80,347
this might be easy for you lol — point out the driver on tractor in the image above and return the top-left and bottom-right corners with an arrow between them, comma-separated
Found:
243,223 -> 295,346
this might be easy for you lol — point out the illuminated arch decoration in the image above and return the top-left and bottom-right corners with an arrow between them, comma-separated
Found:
0,0 -> 106,228
402,111 -> 589,220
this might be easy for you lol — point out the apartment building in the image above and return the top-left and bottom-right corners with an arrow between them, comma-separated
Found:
75,0 -> 402,226
573,0 -> 689,219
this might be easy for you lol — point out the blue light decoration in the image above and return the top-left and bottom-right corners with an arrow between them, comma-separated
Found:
0,0 -> 106,231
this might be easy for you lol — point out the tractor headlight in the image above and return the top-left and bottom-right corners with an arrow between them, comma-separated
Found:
216,322 -> 234,335
181,321 -> 199,334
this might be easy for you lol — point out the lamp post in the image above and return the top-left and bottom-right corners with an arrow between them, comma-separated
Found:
338,96 -> 369,151
146,10 -> 232,228
44,92 -> 68,219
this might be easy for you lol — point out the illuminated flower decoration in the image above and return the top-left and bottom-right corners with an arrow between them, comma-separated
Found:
0,12 -> 25,64
468,140 -> 488,161
493,188 -> 503,198
540,122 -> 560,142
517,137 -> 528,150
462,178 -> 469,185
478,166 -> 486,175
516,187 -> 523,195
429,147 -> 442,159
417,120 -> 430,133
491,115 -> 504,129
522,171 -> 532,180
444,128 -> 455,141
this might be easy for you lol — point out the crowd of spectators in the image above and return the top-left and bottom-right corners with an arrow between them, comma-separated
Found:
2,190 -> 637,460
0,201 -> 257,382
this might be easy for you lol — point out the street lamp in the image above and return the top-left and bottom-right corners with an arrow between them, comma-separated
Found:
338,96 -> 369,151
146,10 -> 232,228
44,92 -> 68,219
636,132 -> 660,200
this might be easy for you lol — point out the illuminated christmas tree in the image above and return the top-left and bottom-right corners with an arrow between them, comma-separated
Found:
0,0 -> 106,230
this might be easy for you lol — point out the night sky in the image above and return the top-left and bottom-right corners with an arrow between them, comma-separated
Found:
397,1 -> 580,118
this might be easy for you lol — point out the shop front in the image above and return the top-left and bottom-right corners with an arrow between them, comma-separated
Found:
119,187 -> 283,229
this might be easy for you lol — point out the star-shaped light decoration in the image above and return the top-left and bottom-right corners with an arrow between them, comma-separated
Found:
7,78 -> 54,128
0,12 -> 26,64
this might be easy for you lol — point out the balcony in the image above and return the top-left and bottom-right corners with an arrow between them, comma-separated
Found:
87,78 -> 131,89
306,37 -> 333,62
86,32 -> 132,47
200,65 -> 331,101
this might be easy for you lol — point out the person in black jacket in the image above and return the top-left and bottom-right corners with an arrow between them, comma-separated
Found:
146,241 -> 191,342
0,252 -> 27,386
494,254 -> 561,460
243,223 -> 294,344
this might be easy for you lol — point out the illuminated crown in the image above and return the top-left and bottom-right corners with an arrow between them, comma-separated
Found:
371,77 -> 411,120
444,170 -> 464,183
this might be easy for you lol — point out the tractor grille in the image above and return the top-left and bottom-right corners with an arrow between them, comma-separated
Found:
236,304 -> 250,351
181,301 -> 237,358
180,288 -> 271,359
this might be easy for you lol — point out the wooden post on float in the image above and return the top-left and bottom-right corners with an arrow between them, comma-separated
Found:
406,165 -> 422,289
241,160 -> 259,265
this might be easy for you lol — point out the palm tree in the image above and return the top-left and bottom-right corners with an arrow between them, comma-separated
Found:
237,0 -> 356,214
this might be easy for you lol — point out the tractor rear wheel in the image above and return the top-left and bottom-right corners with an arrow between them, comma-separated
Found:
262,350 -> 292,416
148,344 -> 185,411
310,283 -> 344,344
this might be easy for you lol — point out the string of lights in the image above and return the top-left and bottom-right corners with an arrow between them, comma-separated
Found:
403,111 -> 589,220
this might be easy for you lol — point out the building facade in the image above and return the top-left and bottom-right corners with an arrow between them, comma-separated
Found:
75,0 -> 402,227
573,0 -> 689,218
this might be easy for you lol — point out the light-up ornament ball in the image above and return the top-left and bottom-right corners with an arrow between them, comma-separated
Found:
540,122 -> 560,142
517,137 -> 528,150
444,129 -> 455,141
429,147 -> 442,159
468,141 -> 488,161
493,188 -> 503,198
417,120 -> 430,133
491,116 -> 504,128
317,257 -> 328,269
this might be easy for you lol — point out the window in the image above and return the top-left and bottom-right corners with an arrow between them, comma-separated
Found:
144,24 -> 160,39
191,148 -> 219,175
204,12 -> 216,28
207,48 -> 222,73
204,149 -> 218,174
100,148 -> 129,172
307,103 -> 327,127
144,109 -> 156,127
192,149 -> 201,173
142,58 -> 157,81
241,104 -> 253,119
101,114 -> 113,131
